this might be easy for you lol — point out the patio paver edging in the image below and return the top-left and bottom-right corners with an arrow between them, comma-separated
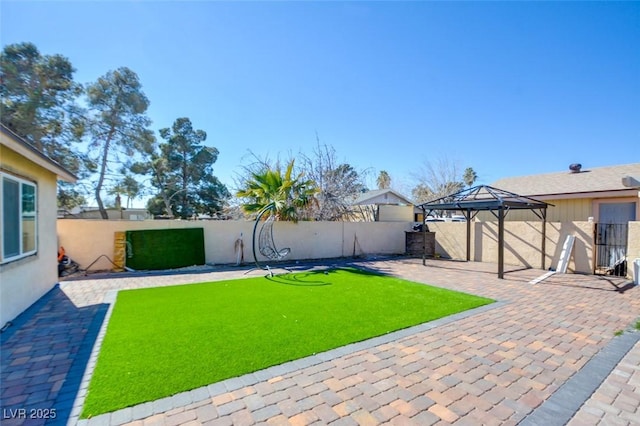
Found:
73,289 -> 507,425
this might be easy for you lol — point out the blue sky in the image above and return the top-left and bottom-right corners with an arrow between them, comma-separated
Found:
2,1 -> 639,198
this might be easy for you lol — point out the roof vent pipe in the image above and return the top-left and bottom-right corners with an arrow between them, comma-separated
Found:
569,163 -> 582,173
622,176 -> 640,188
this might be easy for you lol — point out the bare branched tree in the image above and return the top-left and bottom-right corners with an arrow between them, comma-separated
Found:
298,138 -> 369,221
411,156 -> 465,206
232,151 -> 279,216
233,150 -> 280,194
234,138 -> 370,221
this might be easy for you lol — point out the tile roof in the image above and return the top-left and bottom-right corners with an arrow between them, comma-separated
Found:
491,163 -> 640,197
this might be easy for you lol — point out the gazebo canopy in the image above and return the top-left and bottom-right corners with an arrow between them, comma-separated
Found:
417,185 -> 550,213
417,185 -> 551,278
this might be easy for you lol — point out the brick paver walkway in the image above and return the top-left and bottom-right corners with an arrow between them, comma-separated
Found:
568,340 -> 640,425
1,258 -> 638,425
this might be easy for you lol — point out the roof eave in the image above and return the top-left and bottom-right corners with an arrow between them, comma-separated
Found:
523,189 -> 639,200
0,126 -> 77,183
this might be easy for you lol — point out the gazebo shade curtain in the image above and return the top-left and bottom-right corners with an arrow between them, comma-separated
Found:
417,185 -> 551,278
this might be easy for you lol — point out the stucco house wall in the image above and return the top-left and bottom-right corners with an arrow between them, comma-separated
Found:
482,164 -> 640,223
378,205 -> 414,222
1,126 -> 76,328
628,222 -> 640,267
486,196 -> 639,222
429,221 -> 593,273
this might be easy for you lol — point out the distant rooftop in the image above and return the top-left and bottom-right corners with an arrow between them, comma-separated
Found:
353,188 -> 413,206
491,163 -> 640,197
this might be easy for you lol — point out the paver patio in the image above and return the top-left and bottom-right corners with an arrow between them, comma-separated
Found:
1,257 -> 638,425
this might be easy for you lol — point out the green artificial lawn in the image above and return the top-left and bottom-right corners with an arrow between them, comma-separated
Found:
82,268 -> 493,417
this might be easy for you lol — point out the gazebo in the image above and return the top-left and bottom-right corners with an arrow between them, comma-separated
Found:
417,185 -> 551,278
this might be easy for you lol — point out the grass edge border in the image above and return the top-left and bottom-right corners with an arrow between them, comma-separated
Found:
72,289 -> 118,423
72,284 -> 505,425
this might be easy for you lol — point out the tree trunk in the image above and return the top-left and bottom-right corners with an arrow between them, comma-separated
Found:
95,128 -> 115,219
162,194 -> 173,218
181,152 -> 189,218
152,166 -> 174,218
27,77 -> 44,151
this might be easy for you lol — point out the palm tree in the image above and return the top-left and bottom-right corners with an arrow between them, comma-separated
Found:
120,174 -> 141,208
109,175 -> 142,209
236,159 -> 318,221
463,167 -> 478,187
377,170 -> 391,189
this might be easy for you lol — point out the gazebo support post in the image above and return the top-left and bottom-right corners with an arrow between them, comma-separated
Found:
531,207 -> 549,271
466,209 -> 471,261
422,206 -> 426,266
498,206 -> 505,279
541,207 -> 547,270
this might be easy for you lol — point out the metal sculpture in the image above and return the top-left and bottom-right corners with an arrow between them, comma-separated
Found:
249,205 -> 291,276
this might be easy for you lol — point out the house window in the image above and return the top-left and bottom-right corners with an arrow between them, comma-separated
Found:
1,173 -> 38,263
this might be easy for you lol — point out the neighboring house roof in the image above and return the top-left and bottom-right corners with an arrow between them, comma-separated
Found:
0,124 -> 77,182
491,163 -> 640,199
353,189 -> 414,206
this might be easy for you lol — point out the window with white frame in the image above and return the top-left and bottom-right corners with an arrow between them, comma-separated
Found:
1,172 -> 38,263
